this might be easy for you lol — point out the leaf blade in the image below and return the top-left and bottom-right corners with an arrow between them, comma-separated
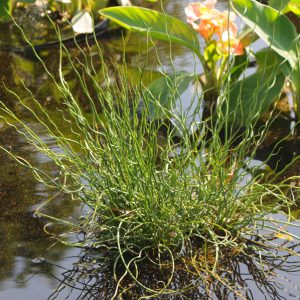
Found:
222,67 -> 286,125
143,72 -> 195,120
99,6 -> 200,55
231,0 -> 298,69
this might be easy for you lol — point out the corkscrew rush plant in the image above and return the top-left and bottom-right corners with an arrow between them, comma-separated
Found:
0,1 -> 300,298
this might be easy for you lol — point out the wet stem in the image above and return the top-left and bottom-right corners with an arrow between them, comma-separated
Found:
199,65 -> 220,105
217,54 -> 229,84
195,46 -> 222,104
291,82 -> 300,121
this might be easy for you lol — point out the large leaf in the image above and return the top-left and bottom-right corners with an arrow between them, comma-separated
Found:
143,72 -> 195,120
228,51 -> 249,81
256,47 -> 300,119
222,67 -> 286,125
269,0 -> 300,15
268,0 -> 291,11
231,0 -> 298,69
0,0 -> 11,22
99,6 -> 201,57
255,47 -> 292,75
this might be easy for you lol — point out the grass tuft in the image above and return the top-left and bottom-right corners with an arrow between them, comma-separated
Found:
1,22 -> 300,298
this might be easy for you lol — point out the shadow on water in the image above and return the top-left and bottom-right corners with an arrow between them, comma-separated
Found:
45,234 -> 300,300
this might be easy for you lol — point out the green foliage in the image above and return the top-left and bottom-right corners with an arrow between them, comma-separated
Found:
144,72 -> 194,119
268,0 -> 291,11
204,40 -> 222,69
228,52 -> 249,81
235,0 -> 300,120
0,0 -> 108,23
231,0 -> 298,69
0,0 -> 11,22
99,1 -> 300,125
0,0 -> 36,21
1,40 -> 299,297
1,6 -> 300,296
269,0 -> 300,15
224,66 -> 286,125
99,6 -> 201,58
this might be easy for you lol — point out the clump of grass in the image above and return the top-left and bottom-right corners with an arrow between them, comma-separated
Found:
1,29 -> 300,297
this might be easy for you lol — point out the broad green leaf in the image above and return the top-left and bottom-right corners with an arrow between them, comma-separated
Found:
99,6 -> 201,57
0,0 -> 11,22
228,51 -> 249,81
143,72 -> 194,119
222,66 -> 286,125
231,0 -> 298,69
255,47 -> 291,75
120,65 -> 163,87
269,0 -> 300,14
268,0 -> 291,11
256,47 -> 300,119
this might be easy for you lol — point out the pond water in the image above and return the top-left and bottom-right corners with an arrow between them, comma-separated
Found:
0,0 -> 300,299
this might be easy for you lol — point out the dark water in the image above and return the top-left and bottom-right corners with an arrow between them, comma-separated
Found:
0,1 -> 300,299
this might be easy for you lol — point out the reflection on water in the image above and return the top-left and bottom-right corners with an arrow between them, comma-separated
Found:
0,0 -> 300,299
0,124 -> 80,299
46,234 -> 300,300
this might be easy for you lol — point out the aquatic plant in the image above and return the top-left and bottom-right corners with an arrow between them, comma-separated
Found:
1,33 -> 300,297
0,2 -> 300,298
99,0 -> 300,123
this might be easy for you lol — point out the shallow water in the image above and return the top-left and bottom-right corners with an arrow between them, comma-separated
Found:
0,0 -> 299,299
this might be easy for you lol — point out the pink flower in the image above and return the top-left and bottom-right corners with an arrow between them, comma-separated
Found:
185,1 -> 219,41
216,11 -> 238,38
185,1 -> 245,55
218,31 -> 245,55
185,0 -> 217,20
